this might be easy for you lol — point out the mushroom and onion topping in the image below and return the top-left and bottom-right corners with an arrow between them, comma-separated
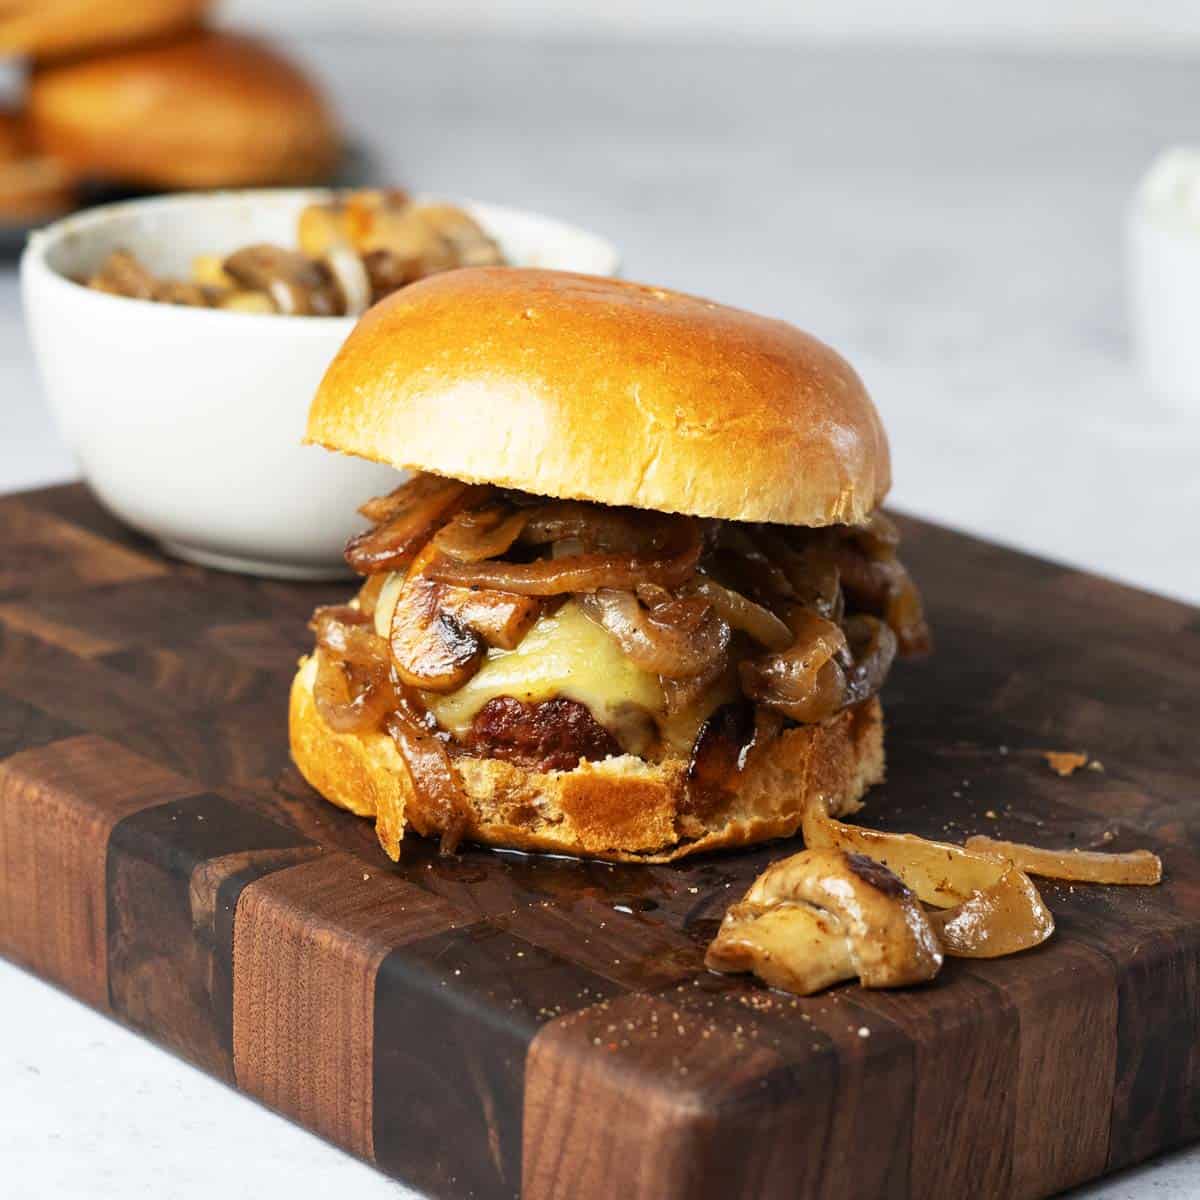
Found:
706,800 -> 1162,995
802,805 -> 1055,959
83,189 -> 505,315
305,472 -> 931,852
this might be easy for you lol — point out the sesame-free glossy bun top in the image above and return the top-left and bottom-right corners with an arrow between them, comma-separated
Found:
0,0 -> 211,61
28,31 -> 340,188
306,269 -> 891,527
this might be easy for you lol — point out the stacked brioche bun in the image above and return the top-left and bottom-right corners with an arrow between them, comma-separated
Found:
0,1 -> 341,220
0,0 -> 211,60
27,32 -> 342,189
0,105 -> 74,221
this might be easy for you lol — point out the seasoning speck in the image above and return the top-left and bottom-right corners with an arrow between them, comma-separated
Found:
1044,750 -> 1088,777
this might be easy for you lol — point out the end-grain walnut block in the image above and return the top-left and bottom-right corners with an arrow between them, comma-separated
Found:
0,482 -> 1198,1200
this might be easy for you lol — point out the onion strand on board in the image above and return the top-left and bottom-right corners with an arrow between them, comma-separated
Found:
707,800 -> 1169,993
965,835 -> 1163,885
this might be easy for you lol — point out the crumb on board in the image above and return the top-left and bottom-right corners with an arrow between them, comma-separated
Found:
1044,750 -> 1089,777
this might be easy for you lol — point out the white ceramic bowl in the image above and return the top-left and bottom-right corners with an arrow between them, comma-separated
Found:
21,189 -> 620,578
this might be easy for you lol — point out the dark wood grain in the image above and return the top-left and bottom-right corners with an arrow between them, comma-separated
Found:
0,736 -> 195,1007
0,483 -> 1198,1200
963,944 -> 1119,1198
0,493 -> 165,599
373,924 -> 622,1198
525,991 -> 826,1200
232,852 -> 468,1157
106,791 -> 320,1078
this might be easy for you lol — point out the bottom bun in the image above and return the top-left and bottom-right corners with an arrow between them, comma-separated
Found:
288,656 -> 884,863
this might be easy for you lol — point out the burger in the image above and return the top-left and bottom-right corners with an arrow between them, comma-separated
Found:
291,268 -> 930,862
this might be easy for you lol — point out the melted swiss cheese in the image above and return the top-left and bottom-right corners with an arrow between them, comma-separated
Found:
371,574 -> 727,754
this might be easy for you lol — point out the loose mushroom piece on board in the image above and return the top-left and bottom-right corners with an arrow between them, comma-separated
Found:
705,847 -> 944,994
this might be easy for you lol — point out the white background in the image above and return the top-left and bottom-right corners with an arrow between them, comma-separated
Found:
3,8 -> 1200,1200
227,0 -> 1200,49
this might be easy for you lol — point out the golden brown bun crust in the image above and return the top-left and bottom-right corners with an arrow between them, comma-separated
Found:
0,112 -> 28,162
28,32 -> 341,188
0,155 -> 77,221
289,656 -> 884,863
0,111 -> 77,221
0,0 -> 210,61
307,269 -> 890,527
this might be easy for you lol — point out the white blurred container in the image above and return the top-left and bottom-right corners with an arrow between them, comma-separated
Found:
1128,149 -> 1200,414
22,189 -> 620,578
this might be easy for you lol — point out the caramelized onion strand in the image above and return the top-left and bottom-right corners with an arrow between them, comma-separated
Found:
519,501 -> 681,553
311,606 -> 389,668
433,502 -> 531,562
739,610 -> 849,723
347,476 -> 483,575
425,518 -> 703,596
579,588 -> 730,678
685,576 -> 792,650
312,650 -> 396,734
384,700 -> 470,855
802,805 -> 1054,958
965,836 -> 1163,885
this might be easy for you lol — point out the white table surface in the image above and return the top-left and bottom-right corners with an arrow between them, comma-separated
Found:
2,33 -> 1199,1200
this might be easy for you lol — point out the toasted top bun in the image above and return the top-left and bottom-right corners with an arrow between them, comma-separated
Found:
307,269 -> 890,527
28,31 -> 341,189
0,0 -> 210,61
0,112 -> 27,161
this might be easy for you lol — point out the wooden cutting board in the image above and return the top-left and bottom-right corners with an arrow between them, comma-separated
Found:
1,482 -> 1197,1200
